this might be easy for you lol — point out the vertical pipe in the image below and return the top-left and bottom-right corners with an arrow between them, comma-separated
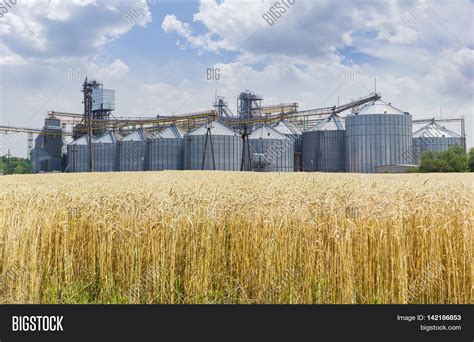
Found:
201,129 -> 209,170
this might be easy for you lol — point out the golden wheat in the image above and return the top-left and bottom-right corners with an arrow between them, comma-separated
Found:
0,172 -> 472,304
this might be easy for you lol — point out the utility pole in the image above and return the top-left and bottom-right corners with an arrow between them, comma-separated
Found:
6,148 -> 11,174
82,79 -> 94,172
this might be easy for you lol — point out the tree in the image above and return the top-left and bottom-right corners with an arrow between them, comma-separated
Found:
419,145 -> 468,173
469,148 -> 474,172
0,155 -> 32,175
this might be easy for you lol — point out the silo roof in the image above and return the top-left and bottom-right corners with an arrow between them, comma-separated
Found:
413,121 -> 460,138
121,129 -> 146,142
307,114 -> 345,131
187,121 -> 238,136
147,125 -> 183,139
249,125 -> 289,140
273,120 -> 302,135
355,100 -> 408,115
94,132 -> 117,144
68,135 -> 89,146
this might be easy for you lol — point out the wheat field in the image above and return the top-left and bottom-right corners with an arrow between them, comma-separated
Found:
0,172 -> 472,304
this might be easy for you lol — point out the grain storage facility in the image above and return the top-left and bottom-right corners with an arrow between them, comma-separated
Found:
93,132 -> 119,172
67,135 -> 89,173
147,125 -> 184,171
31,117 -> 63,173
183,121 -> 242,171
412,120 -> 463,164
302,114 -> 345,172
118,129 -> 146,171
249,125 -> 294,172
273,120 -> 302,171
345,100 -> 412,173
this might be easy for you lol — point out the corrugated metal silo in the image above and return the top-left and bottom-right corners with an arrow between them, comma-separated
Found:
118,129 -> 146,171
412,121 -> 463,164
249,125 -> 294,172
302,114 -> 345,172
345,100 -> 412,173
93,132 -> 119,172
273,120 -> 302,171
183,121 -> 242,171
147,125 -> 184,171
31,117 -> 63,173
67,135 -> 90,173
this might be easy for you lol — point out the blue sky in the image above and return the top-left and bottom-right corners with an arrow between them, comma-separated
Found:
0,0 -> 472,156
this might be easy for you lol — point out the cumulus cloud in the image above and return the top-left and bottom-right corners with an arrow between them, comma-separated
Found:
87,58 -> 130,80
0,0 -> 152,63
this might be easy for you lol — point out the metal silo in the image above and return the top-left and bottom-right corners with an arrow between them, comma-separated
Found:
249,125 -> 294,172
412,121 -> 463,164
183,121 -> 242,171
147,125 -> 184,171
67,135 -> 90,173
118,129 -> 146,171
93,132 -> 119,172
31,117 -> 63,173
273,120 -> 302,171
345,100 -> 412,173
302,114 -> 345,172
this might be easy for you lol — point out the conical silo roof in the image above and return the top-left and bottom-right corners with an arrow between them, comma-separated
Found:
147,125 -> 183,139
249,125 -> 289,140
355,100 -> 408,115
176,126 -> 187,137
94,132 -> 117,144
413,121 -> 460,138
273,120 -> 302,135
68,135 -> 89,145
187,121 -> 238,136
159,125 -> 184,139
307,114 -> 345,131
121,129 -> 146,141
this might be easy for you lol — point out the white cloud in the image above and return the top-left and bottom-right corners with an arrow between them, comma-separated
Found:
0,0 -> 152,62
87,58 -> 130,80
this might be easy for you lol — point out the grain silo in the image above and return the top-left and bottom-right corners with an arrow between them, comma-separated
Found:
302,114 -> 345,172
31,117 -> 63,173
249,125 -> 294,172
93,132 -> 119,172
273,120 -> 302,171
67,135 -> 89,173
345,100 -> 412,173
118,129 -> 146,171
147,125 -> 184,171
412,120 -> 463,164
183,121 -> 242,171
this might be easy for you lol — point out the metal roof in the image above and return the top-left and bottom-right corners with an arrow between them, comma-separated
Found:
187,120 -> 238,136
273,120 -> 302,135
354,100 -> 408,115
147,125 -> 183,139
413,121 -> 461,138
307,114 -> 345,131
94,132 -> 117,144
249,125 -> 289,140
68,135 -> 89,146
121,129 -> 146,142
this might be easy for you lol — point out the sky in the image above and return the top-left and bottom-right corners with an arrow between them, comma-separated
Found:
0,0 -> 472,157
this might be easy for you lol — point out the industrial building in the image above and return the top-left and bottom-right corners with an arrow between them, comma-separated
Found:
302,114 -> 345,172
147,125 -> 184,171
183,121 -> 242,171
345,101 -> 412,173
412,120 -> 464,164
249,125 -> 294,172
10,78 -> 465,175
31,117 -> 63,173
272,120 -> 302,171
